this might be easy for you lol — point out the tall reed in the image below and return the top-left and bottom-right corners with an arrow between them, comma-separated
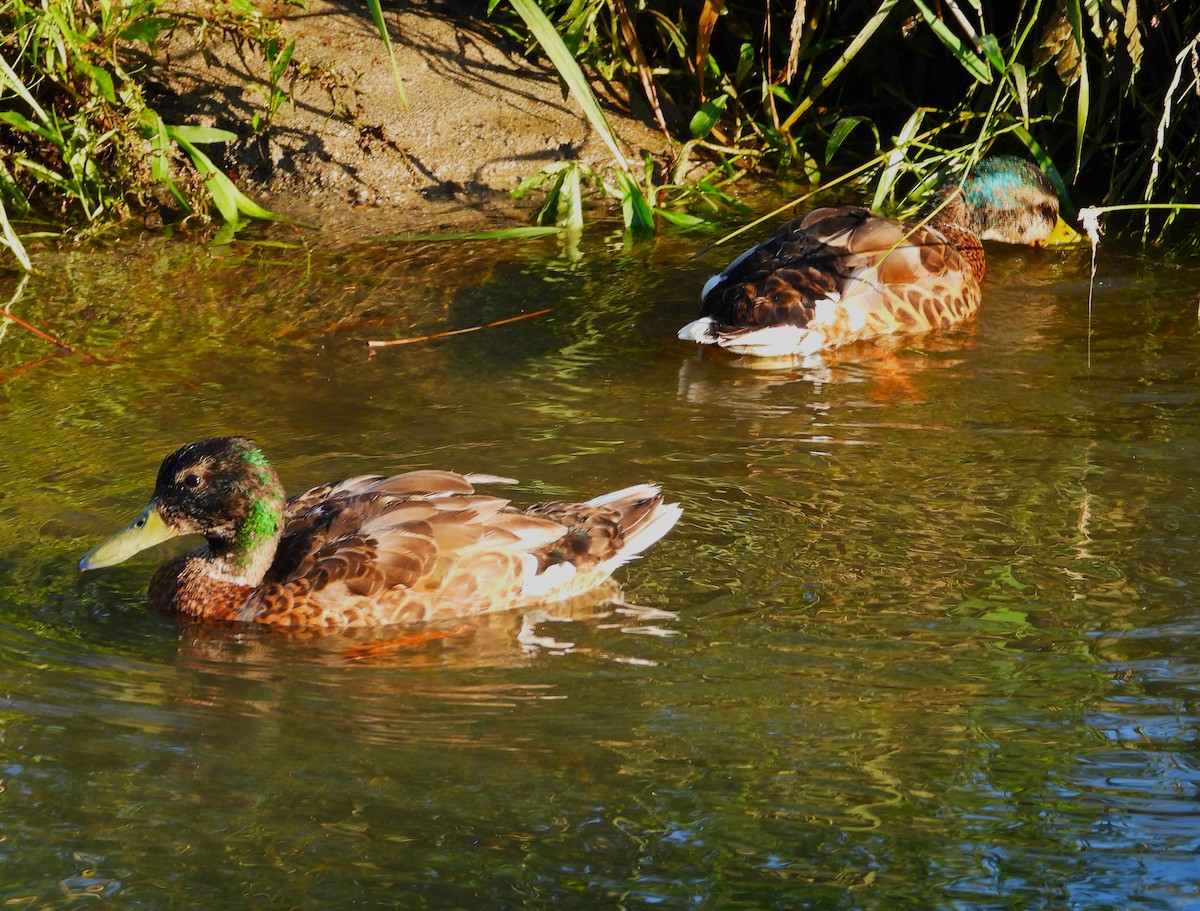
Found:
505,0 -> 1198,242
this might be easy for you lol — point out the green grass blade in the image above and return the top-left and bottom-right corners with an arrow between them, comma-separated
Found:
690,95 -> 728,140
506,0 -> 630,171
166,125 -> 289,223
142,111 -> 171,182
0,51 -> 50,124
168,125 -> 239,144
1074,59 -> 1089,179
8,155 -> 71,191
872,109 -> 925,211
615,171 -> 654,233
119,16 -> 176,43
557,162 -> 584,234
910,0 -> 991,83
366,0 -> 409,109
531,168 -> 568,227
367,227 -> 562,242
979,33 -> 1005,73
825,116 -> 878,164
0,110 -> 59,145
1008,62 -> 1030,124
140,110 -> 192,210
0,198 -> 32,271
655,208 -> 707,229
1064,0 -> 1088,177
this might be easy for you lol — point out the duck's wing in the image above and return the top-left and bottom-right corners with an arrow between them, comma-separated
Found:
695,210 -> 845,330
682,207 -> 977,356
284,469 -> 484,520
248,483 -> 569,627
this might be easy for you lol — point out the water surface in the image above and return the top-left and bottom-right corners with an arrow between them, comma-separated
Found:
2,216 -> 1200,909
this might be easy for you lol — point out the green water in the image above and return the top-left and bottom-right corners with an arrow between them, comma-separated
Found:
2,219 -> 1200,909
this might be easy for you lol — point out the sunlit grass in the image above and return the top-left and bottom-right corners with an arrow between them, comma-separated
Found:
0,0 -> 294,269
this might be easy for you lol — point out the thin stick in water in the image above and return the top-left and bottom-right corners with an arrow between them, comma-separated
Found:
1,275 -> 76,353
367,307 -> 555,349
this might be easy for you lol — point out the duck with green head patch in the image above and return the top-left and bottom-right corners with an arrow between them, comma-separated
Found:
678,156 -> 1082,359
79,437 -> 683,628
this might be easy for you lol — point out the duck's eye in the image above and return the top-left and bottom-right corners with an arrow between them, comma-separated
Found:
183,473 -> 202,489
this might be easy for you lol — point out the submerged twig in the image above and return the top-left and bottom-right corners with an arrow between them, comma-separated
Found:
0,352 -> 60,385
0,273 -> 76,353
0,308 -> 76,352
0,274 -> 205,389
340,625 -> 472,660
367,307 -> 556,349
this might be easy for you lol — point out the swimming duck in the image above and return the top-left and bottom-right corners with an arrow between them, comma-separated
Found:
79,437 -> 682,628
678,156 -> 1080,358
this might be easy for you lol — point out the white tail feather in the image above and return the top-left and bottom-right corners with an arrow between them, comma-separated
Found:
678,317 -> 717,344
585,483 -> 661,508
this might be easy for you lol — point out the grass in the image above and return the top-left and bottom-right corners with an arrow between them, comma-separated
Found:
497,0 -> 1200,243
0,0 -> 300,269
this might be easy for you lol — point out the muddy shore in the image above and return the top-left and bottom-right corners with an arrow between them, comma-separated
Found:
149,1 -> 674,237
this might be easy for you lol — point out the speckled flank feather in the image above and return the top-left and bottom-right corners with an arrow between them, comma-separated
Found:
83,438 -> 682,629
679,156 -> 1068,357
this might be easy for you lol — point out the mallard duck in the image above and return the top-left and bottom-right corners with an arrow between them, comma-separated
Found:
78,437 -> 682,628
678,156 -> 1081,358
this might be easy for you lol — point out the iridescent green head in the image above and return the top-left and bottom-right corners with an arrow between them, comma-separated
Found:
80,436 -> 286,574
152,437 -> 284,549
941,156 -> 1080,245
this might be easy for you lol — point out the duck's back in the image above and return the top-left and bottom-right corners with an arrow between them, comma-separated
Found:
684,206 -> 982,357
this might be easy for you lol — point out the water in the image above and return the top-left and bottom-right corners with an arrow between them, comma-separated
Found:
2,216 -> 1200,909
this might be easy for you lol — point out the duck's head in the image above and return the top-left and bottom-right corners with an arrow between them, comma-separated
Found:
79,437 -> 287,579
939,156 -> 1081,246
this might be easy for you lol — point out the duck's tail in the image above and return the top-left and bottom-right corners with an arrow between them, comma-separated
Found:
520,485 -> 682,601
584,484 -> 683,572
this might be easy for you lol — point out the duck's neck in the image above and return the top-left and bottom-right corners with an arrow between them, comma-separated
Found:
150,554 -> 258,621
207,495 -> 284,586
926,186 -> 982,236
924,187 -> 987,283
148,499 -> 284,621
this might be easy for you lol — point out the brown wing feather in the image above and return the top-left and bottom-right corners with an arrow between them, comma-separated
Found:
700,212 -> 844,331
285,469 -> 481,518
247,485 -> 570,626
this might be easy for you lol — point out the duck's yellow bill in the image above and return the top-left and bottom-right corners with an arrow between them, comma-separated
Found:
1041,215 -> 1085,246
79,499 -> 179,571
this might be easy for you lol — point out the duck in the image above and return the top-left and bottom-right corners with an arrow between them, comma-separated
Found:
678,156 -> 1081,358
78,437 -> 682,628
